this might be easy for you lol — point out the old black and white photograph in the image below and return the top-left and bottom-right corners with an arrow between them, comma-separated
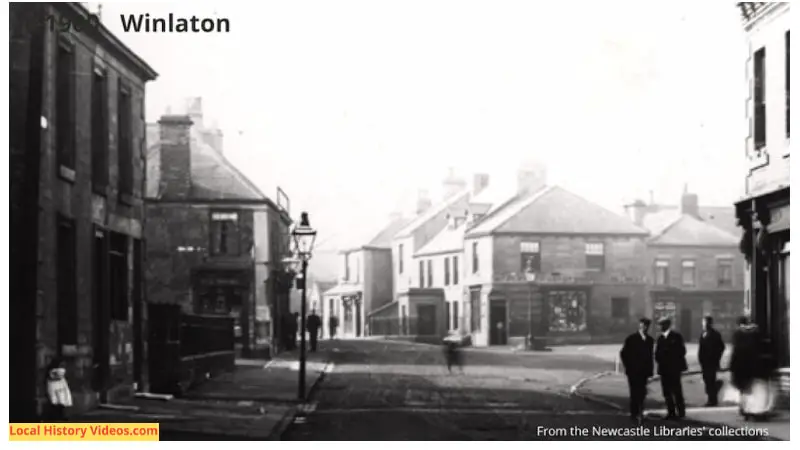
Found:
6,0 -> 793,442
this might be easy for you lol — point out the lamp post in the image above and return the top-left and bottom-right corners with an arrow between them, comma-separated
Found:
290,212 -> 317,401
524,270 -> 536,350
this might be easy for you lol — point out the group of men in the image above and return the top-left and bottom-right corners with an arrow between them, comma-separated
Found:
620,316 -> 726,424
281,309 -> 341,352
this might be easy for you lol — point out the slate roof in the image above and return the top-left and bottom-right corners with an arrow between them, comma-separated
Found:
641,205 -> 739,237
466,185 -> 649,237
394,188 -> 471,239
366,217 -> 413,249
149,125 -> 266,201
648,214 -> 740,247
415,222 -> 467,256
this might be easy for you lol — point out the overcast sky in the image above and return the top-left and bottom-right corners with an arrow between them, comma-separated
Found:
97,1 -> 749,259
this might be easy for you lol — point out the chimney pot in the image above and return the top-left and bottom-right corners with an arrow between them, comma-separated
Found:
681,192 -> 700,218
517,162 -> 548,196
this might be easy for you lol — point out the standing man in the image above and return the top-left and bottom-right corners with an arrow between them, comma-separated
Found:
698,316 -> 726,406
307,309 -> 322,352
329,314 -> 339,340
620,318 -> 655,424
655,317 -> 688,419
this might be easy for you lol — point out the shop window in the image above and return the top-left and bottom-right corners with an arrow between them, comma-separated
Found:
547,290 -> 588,332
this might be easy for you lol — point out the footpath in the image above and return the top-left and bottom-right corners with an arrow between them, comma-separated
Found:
573,370 -> 790,441
73,348 -> 331,440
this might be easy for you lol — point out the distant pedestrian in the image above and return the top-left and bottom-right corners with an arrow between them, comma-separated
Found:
307,309 -> 322,352
443,333 -> 464,373
46,357 -> 72,421
329,315 -> 339,339
730,316 -> 776,420
698,316 -> 726,406
619,318 -> 654,424
655,317 -> 688,420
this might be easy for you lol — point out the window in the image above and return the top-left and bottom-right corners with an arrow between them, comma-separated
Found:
470,288 -> 481,332
210,211 -> 241,256
787,31 -> 790,138
453,256 -> 459,285
109,232 -> 128,321
117,83 -> 133,196
343,254 -> 350,281
91,68 -> 108,192
547,290 -> 588,332
654,259 -> 669,286
444,257 -> 451,286
453,301 -> 459,330
585,242 -> 605,271
754,47 -> 767,150
55,41 -> 75,174
419,260 -> 424,288
398,244 -> 404,274
427,259 -> 433,287
718,258 -> 734,287
611,297 -> 629,320
472,241 -> 479,274
448,302 -> 454,330
681,260 -> 696,287
57,216 -> 77,347
520,241 -> 541,274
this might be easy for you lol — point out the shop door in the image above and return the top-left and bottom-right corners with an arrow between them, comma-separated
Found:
417,304 -> 437,335
489,300 -> 508,346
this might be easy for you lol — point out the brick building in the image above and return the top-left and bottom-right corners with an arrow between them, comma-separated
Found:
463,181 -> 650,347
734,2 -> 790,396
626,190 -> 746,342
10,3 -> 157,420
144,102 -> 293,359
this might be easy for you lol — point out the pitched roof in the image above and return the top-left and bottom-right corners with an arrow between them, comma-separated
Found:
467,185 -> 649,237
648,214 -> 740,247
415,222 -> 467,256
366,217 -> 413,248
394,188 -> 471,239
641,205 -> 739,237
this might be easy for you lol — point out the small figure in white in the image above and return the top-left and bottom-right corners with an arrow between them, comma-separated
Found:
46,357 -> 72,421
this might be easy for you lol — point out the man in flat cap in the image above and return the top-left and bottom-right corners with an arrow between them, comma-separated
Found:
655,317 -> 688,419
620,318 -> 655,424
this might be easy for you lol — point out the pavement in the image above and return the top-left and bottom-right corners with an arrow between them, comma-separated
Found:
280,341 -> 773,440
73,344 -> 333,440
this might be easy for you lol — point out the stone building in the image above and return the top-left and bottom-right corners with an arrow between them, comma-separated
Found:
144,101 -> 293,358
10,2 -> 157,419
734,2 -> 790,397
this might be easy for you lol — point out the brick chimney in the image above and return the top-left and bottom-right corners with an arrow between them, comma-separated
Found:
681,190 -> 700,219
472,173 -> 489,195
442,168 -> 467,199
624,199 -> 647,226
517,161 -> 548,196
416,189 -> 432,215
158,115 -> 193,199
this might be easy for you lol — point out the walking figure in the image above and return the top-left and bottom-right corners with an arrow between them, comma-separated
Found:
307,309 -> 322,352
730,316 -> 776,421
46,358 -> 72,421
443,333 -> 464,373
698,315 -> 725,406
620,318 -> 654,424
655,317 -> 688,420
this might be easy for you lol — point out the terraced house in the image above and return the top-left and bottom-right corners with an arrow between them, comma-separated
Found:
10,2 -> 157,419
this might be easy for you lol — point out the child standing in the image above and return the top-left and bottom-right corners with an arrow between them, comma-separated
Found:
46,358 -> 72,421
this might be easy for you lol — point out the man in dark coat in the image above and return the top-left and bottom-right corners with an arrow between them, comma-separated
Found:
655,317 -> 688,419
620,318 -> 655,424
698,315 -> 726,406
307,309 -> 322,352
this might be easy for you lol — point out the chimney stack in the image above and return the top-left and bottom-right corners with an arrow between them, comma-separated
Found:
442,168 -> 467,199
416,189 -> 432,215
472,173 -> 489,195
517,161 -> 548,196
625,199 -> 647,226
185,97 -> 204,129
158,115 -> 193,199
681,191 -> 700,219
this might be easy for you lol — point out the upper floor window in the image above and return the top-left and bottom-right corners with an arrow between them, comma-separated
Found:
520,241 -> 541,274
453,256 -> 460,285
427,259 -> 433,287
343,253 -> 350,281
419,260 -> 424,288
472,241 -> 479,274
717,258 -> 734,288
585,242 -> 605,272
91,66 -> 108,193
444,257 -> 451,286
398,244 -> 404,274
210,211 -> 240,256
56,39 -> 75,175
754,47 -> 767,150
117,83 -> 133,197
654,259 -> 669,286
681,260 -> 696,287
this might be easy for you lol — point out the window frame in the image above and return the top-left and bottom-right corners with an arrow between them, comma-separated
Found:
654,259 -> 670,286
209,210 -> 241,256
117,80 -> 134,200
91,65 -> 109,194
452,256 -> 459,285
585,242 -> 605,272
681,259 -> 696,287
754,47 -> 767,151
472,241 -> 479,274
717,258 -> 734,288
444,257 -> 450,286
520,241 -> 541,274
55,36 -> 76,181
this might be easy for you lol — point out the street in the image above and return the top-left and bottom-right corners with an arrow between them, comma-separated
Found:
282,340 -> 767,441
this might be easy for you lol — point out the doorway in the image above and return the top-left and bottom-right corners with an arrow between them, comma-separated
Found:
416,304 -> 437,335
680,308 -> 693,342
92,228 -> 110,402
489,300 -> 508,346
132,239 -> 143,391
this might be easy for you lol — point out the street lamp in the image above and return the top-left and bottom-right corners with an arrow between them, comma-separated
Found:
524,270 -> 536,350
291,212 -> 317,401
